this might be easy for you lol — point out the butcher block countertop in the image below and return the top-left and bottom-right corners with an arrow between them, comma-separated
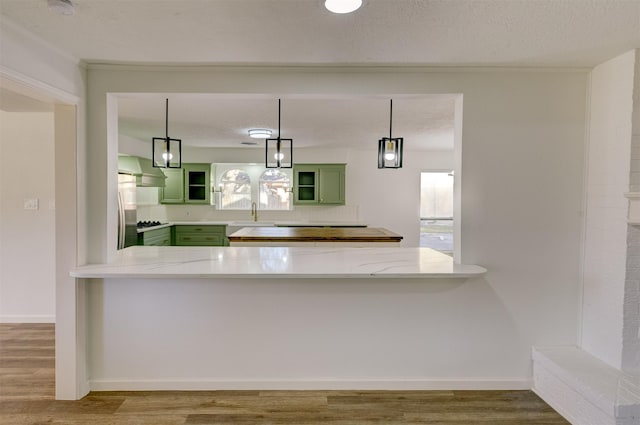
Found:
228,226 -> 403,242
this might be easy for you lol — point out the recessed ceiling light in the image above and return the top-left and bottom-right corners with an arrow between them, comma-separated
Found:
48,0 -> 75,15
325,0 -> 362,14
248,128 -> 272,139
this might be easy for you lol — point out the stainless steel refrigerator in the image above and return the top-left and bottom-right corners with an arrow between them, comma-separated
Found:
117,173 -> 138,249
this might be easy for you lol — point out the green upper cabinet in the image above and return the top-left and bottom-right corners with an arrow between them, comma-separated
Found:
184,164 -> 210,204
293,164 -> 345,205
160,163 -> 210,204
160,168 -> 185,204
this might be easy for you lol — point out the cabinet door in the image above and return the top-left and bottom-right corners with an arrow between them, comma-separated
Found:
141,227 -> 172,246
318,166 -> 345,204
160,168 -> 185,203
184,164 -> 210,204
293,166 -> 319,205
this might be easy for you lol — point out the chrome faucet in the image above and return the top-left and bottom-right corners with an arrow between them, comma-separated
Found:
251,201 -> 258,222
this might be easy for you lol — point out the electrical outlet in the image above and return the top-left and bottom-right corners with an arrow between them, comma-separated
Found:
24,198 -> 39,210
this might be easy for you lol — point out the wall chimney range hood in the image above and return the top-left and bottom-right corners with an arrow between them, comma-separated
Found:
118,155 -> 167,187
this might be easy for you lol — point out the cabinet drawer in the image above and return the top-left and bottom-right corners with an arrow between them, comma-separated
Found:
174,225 -> 226,235
139,227 -> 171,246
175,234 -> 225,246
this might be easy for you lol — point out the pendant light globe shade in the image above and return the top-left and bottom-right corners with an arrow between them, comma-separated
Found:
325,0 -> 362,14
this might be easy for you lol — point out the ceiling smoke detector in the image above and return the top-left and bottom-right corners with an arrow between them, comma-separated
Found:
48,0 -> 75,16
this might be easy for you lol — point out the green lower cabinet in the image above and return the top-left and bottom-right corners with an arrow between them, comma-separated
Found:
138,227 -> 171,246
293,164 -> 345,205
174,225 -> 228,246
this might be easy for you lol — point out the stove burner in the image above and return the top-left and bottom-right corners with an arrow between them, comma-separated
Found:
137,220 -> 165,228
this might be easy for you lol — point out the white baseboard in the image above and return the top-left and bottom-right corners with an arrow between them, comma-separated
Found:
89,378 -> 531,392
0,315 -> 55,323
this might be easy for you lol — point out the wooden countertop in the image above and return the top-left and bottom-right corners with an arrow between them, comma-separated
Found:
227,226 -> 403,242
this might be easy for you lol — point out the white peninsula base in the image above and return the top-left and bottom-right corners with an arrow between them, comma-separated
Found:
71,247 -> 496,396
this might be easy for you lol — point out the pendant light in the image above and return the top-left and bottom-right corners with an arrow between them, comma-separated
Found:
265,99 -> 293,169
152,98 -> 182,168
378,99 -> 403,169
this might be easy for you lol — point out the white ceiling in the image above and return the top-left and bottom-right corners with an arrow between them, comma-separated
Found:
2,0 -> 638,151
1,0 -> 639,66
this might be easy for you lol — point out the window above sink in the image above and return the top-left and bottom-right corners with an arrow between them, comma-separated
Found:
214,163 -> 293,211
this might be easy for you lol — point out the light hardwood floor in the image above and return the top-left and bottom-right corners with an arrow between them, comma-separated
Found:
0,323 -> 569,424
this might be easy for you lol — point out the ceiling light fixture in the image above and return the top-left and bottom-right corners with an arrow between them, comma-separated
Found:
265,99 -> 293,169
248,128 -> 272,139
378,99 -> 404,169
152,98 -> 182,169
325,0 -> 363,14
48,0 -> 75,15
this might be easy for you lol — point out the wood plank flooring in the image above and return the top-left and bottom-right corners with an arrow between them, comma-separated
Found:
0,323 -> 569,424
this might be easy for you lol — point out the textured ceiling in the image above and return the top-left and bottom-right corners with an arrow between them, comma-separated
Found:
2,0 -> 638,150
1,0 -> 639,66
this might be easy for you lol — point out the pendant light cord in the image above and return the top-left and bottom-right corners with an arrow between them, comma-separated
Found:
278,98 -> 281,141
389,99 -> 393,139
165,98 -> 169,138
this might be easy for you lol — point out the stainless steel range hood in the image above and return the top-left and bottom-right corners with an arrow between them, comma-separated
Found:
118,155 -> 167,187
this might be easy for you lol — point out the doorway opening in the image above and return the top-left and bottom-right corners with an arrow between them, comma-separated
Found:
420,171 -> 454,255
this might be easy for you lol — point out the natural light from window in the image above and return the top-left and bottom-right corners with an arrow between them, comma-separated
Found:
420,171 -> 454,255
219,169 -> 251,210
259,169 -> 291,210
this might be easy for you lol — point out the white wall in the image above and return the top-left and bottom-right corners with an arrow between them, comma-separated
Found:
87,65 -> 587,386
0,111 -> 56,322
581,50 -> 636,370
623,51 -> 640,373
1,16 -> 87,399
0,17 -> 85,98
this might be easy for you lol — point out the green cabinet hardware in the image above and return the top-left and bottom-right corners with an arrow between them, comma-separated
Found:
174,225 -> 228,246
138,226 -> 171,246
293,164 -> 345,205
160,163 -> 210,204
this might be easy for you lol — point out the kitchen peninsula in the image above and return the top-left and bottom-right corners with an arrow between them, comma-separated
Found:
71,246 -> 486,393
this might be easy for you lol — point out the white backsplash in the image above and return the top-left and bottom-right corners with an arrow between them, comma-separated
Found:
137,203 -> 361,223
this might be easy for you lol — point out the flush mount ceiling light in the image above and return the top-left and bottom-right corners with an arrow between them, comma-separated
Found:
152,98 -> 182,169
325,0 -> 363,14
265,99 -> 293,169
248,128 -> 272,139
378,99 -> 404,169
48,0 -> 75,15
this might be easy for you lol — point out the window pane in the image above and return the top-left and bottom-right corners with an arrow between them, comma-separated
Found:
259,169 -> 291,210
420,172 -> 453,218
220,169 -> 251,210
420,171 -> 453,255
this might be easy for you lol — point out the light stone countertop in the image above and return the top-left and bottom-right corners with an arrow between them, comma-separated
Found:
137,221 -> 369,233
70,246 -> 486,279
